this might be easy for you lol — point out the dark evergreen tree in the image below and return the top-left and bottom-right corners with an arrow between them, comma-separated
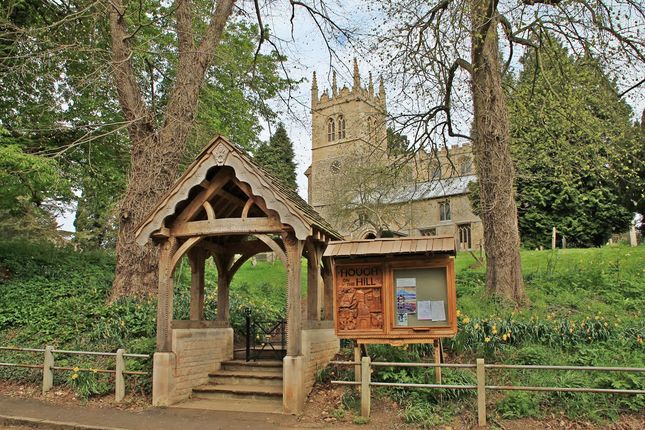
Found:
508,38 -> 635,248
254,123 -> 298,191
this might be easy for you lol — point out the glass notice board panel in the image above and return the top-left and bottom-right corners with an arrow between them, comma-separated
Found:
393,267 -> 448,327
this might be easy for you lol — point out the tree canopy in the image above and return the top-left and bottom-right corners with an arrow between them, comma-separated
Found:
254,123 -> 298,191
509,38 -> 636,248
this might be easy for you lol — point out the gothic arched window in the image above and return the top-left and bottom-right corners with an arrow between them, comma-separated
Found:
327,118 -> 336,142
337,115 -> 346,139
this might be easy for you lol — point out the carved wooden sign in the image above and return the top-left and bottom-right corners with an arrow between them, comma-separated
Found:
335,264 -> 385,334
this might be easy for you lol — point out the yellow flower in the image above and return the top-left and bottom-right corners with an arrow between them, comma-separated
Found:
73,367 -> 80,372
604,322 -> 608,327
456,309 -> 461,317
595,315 -> 600,320
474,323 -> 480,330
462,317 -> 470,324
484,337 -> 491,343
92,369 -> 97,374
71,373 -> 79,380
569,328 -> 574,333
502,334 -> 508,341
492,325 -> 498,335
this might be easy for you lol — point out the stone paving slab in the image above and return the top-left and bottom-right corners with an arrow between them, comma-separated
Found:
0,396 -> 314,430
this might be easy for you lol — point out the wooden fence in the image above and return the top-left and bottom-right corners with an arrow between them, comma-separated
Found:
330,358 -> 645,426
0,346 -> 150,402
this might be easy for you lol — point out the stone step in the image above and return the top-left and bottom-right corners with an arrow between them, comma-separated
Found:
208,369 -> 283,386
220,359 -> 283,373
192,383 -> 282,401
173,397 -> 283,414
233,348 -> 286,360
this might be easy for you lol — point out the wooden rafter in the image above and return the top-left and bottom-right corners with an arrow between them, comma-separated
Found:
202,201 -> 215,220
173,169 -> 231,225
170,237 -> 203,271
255,234 -> 287,266
241,198 -> 254,218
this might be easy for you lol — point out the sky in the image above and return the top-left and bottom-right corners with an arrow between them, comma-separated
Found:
57,0 -> 645,231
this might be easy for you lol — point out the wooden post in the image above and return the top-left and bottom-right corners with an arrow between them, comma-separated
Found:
42,346 -> 54,394
115,349 -> 125,402
215,254 -> 232,324
216,270 -> 229,323
156,238 -> 177,352
433,339 -> 442,384
360,356 -> 371,417
322,256 -> 334,321
284,232 -> 304,356
306,243 -> 321,321
476,358 -> 486,427
354,342 -> 362,385
552,227 -> 557,250
189,248 -> 205,321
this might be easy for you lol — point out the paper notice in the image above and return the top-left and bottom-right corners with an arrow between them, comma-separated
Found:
430,300 -> 446,321
396,278 -> 416,288
397,312 -> 408,326
417,301 -> 432,320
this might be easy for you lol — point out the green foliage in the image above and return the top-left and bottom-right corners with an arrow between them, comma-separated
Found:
496,392 -> 542,419
0,4 -> 290,250
507,37 -> 636,248
352,415 -> 370,425
0,131 -> 72,241
253,123 -> 298,191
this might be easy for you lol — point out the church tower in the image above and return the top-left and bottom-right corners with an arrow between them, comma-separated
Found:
305,59 -> 388,225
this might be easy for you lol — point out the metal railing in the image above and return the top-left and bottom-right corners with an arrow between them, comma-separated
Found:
330,358 -> 645,426
0,346 -> 150,402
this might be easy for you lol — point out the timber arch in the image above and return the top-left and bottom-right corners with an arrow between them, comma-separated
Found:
135,136 -> 342,413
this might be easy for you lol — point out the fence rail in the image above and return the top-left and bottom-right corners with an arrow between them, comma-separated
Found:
0,345 -> 150,402
331,358 -> 645,426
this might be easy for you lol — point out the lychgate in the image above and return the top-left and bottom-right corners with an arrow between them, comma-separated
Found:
135,136 -> 342,414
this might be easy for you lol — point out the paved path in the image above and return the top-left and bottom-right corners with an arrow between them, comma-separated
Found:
0,396 -> 323,430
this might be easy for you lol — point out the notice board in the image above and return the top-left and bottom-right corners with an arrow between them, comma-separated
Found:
332,256 -> 457,342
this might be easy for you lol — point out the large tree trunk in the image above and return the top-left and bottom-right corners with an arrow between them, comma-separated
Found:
108,0 -> 235,299
470,0 -> 525,304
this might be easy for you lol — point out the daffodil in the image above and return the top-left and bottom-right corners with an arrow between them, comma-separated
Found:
474,323 -> 480,330
73,367 -> 80,372
501,334 -> 507,341
456,309 -> 461,317
462,317 -> 470,324
71,373 -> 79,380
484,337 -> 491,343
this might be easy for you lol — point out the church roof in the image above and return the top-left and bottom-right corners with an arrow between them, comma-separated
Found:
389,175 -> 476,204
135,136 -> 342,245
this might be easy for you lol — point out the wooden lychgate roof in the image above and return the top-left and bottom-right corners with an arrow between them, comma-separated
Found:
135,136 -> 342,245
323,236 -> 456,258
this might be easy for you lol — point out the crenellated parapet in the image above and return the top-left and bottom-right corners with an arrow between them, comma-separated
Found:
311,58 -> 385,110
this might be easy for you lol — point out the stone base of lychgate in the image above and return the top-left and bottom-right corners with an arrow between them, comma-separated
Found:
152,327 -> 233,406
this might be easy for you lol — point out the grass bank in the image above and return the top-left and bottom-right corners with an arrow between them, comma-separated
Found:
0,240 -> 643,422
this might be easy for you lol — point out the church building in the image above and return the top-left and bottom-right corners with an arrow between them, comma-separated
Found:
304,60 -> 484,251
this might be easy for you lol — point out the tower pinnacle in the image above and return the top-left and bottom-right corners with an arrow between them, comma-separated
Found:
352,58 -> 361,91
311,71 -> 318,107
368,72 -> 374,96
379,77 -> 386,106
332,70 -> 337,97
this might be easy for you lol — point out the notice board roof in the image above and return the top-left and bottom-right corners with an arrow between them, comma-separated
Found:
323,236 -> 456,258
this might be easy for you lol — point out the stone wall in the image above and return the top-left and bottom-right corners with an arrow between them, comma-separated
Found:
301,326 -> 340,395
152,327 -> 233,406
